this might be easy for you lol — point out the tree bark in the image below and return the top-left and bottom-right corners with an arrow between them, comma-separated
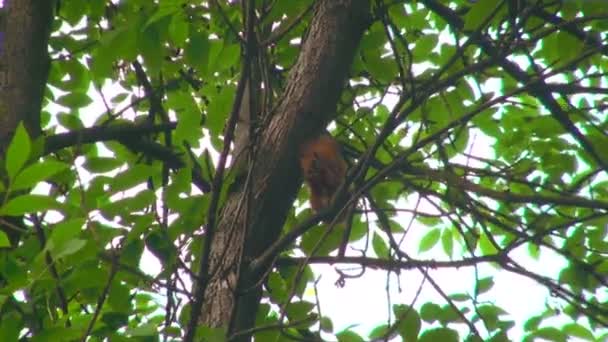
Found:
0,0 -> 55,246
0,0 -> 54,144
196,0 -> 370,340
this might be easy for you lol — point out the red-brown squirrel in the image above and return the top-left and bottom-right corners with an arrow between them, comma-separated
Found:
299,133 -> 347,212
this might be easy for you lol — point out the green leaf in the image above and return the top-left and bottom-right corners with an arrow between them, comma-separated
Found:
419,328 -> 459,342
531,327 -> 567,342
51,238 -> 87,259
463,1 -> 499,31
126,322 -> 158,337
110,92 -> 129,105
12,160 -> 69,190
441,228 -> 453,257
462,230 -> 479,251
108,282 -> 131,312
438,305 -> 465,325
0,312 -> 20,341
6,123 -> 31,180
214,43 -> 240,71
88,0 -> 106,21
90,44 -> 114,80
83,156 -> 124,173
300,224 -> 343,256
30,327 -> 81,342
206,84 -> 236,136
110,164 -> 156,192
449,293 -> 470,302
286,301 -> 315,323
0,194 -> 61,216
56,112 -> 85,130
169,13 -> 189,46
413,34 -> 438,59
372,232 -> 389,258
56,91 -> 93,108
368,324 -> 390,339
207,40 -> 225,72
542,31 -> 583,68
101,312 -> 129,330
169,90 -> 203,145
48,218 -> 85,248
524,315 -> 543,332
267,272 -> 288,303
59,0 -> 87,25
364,55 -> 397,83
280,265 -> 313,298
420,303 -> 441,323
145,230 -> 176,265
479,233 -> 499,255
527,242 -> 540,260
476,276 -> 494,295
102,25 -> 138,61
337,330 -> 365,342
144,1 -> 181,28
489,331 -> 510,342
477,304 -> 506,331
562,323 -> 594,341
320,316 -> 333,333
0,230 -> 11,248
101,189 -> 156,219
60,59 -> 90,91
140,24 -> 164,73
394,304 -> 421,342
419,228 -> 440,253
186,31 -> 209,74
197,326 -> 226,342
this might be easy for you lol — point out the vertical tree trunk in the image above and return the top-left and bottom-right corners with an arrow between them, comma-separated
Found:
0,0 -> 54,144
0,0 -> 55,246
195,0 -> 370,340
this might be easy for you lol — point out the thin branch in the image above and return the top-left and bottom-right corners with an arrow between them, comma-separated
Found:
277,254 -> 502,270
81,250 -> 119,341
422,267 -> 483,339
31,214 -> 70,326
228,315 -> 317,341
408,165 -> 608,210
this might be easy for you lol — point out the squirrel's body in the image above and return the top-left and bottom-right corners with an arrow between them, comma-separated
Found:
299,133 -> 347,212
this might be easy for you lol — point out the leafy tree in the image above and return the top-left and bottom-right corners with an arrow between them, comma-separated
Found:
0,0 -> 607,341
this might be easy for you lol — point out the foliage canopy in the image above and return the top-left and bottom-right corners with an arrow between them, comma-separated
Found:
1,0 -> 607,341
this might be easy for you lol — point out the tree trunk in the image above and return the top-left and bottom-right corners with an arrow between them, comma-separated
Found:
0,0 -> 55,246
0,0 -> 54,143
195,0 -> 370,340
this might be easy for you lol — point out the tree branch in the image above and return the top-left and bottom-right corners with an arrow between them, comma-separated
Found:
277,254 -> 502,270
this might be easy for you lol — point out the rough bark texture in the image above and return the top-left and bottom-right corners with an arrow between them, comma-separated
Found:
0,0 -> 54,145
0,1 -> 55,246
200,0 -> 370,339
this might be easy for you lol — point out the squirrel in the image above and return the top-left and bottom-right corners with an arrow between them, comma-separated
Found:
299,133 -> 347,213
